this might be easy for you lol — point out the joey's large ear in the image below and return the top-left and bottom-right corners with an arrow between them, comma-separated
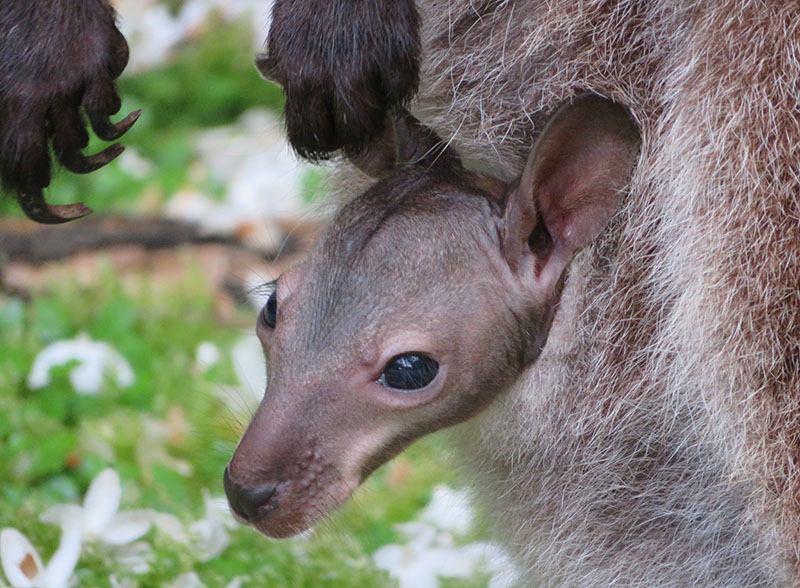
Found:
347,110 -> 459,178
501,93 -> 640,288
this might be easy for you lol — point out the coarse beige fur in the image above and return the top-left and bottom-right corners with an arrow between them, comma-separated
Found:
327,1 -> 800,586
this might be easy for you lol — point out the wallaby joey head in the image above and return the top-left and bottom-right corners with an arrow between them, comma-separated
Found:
224,94 -> 640,538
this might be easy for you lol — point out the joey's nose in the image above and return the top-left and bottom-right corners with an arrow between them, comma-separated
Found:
223,466 -> 277,522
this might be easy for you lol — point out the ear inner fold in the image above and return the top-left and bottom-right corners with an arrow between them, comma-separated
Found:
502,93 -> 641,282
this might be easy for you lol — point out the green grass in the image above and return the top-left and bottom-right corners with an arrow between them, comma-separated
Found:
0,264 -> 472,587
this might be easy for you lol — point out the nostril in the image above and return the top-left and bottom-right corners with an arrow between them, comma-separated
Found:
239,484 -> 277,520
223,466 -> 277,522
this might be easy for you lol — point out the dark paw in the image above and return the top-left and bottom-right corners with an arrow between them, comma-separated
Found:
262,0 -> 420,160
0,0 -> 138,223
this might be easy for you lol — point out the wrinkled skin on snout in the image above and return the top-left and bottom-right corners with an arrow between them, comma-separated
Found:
224,94 -> 640,538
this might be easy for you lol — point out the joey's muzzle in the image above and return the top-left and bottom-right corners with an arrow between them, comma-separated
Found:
223,382 -> 365,537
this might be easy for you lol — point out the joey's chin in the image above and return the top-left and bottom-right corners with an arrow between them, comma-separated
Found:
251,514 -> 314,539
245,477 -> 359,539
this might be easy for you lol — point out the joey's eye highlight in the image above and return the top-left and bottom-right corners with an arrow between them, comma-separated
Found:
263,290 -> 277,328
378,353 -> 439,390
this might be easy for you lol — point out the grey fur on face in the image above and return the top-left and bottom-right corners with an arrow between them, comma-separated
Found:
226,95 -> 646,563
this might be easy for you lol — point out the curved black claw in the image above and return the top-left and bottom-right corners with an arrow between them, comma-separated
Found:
60,143 -> 124,174
89,109 -> 142,142
17,190 -> 93,224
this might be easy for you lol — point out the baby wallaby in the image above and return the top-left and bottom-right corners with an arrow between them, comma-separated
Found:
223,94 -> 639,539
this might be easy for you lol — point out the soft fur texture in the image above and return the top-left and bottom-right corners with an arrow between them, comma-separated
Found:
0,0 -> 136,223
265,0 -> 420,160
324,1 -> 800,585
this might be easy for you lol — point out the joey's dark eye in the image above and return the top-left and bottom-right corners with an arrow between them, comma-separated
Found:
378,353 -> 439,390
263,290 -> 277,328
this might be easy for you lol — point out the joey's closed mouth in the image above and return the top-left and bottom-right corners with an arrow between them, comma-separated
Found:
248,477 -> 360,539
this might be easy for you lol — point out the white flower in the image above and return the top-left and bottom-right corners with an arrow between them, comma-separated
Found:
418,485 -> 474,536
40,469 -> 151,546
27,333 -> 134,395
116,0 -> 272,71
116,1 -> 205,72
231,337 -> 267,407
0,507 -> 82,588
214,336 -> 266,412
111,541 -> 152,575
149,512 -> 190,546
194,342 -> 221,372
462,544 -> 520,588
189,491 -> 234,561
116,148 -> 155,179
373,525 -> 471,588
373,487 -> 520,588
164,108 -> 309,254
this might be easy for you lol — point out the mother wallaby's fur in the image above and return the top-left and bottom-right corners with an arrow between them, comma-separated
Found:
320,2 -> 800,586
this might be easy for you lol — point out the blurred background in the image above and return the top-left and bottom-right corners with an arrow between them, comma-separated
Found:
0,2 -> 517,587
